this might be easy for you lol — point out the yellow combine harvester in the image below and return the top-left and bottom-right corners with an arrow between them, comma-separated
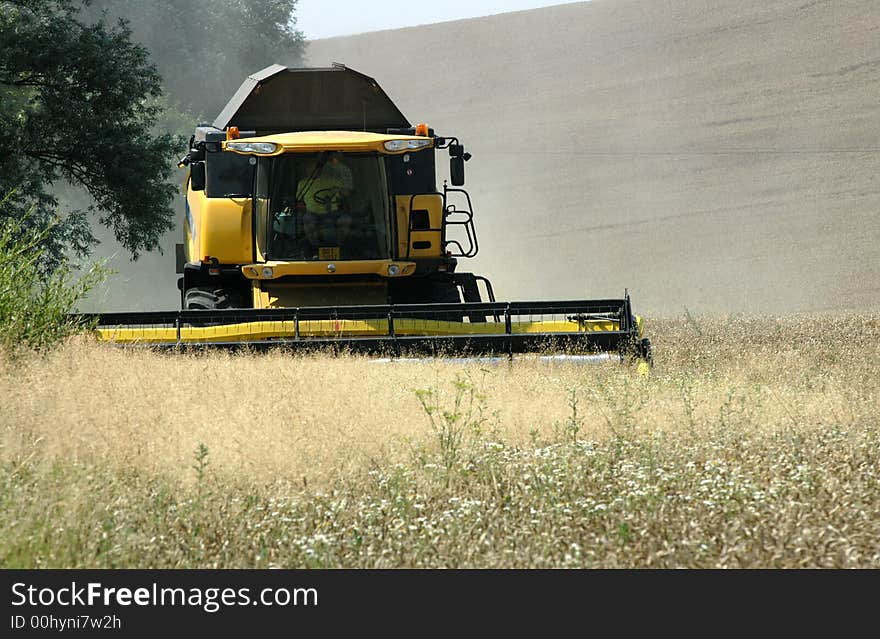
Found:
87,64 -> 651,364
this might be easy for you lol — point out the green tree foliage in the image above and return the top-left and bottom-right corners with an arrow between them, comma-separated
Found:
0,0 -> 184,263
0,0 -> 303,274
0,196 -> 109,353
86,0 -> 306,117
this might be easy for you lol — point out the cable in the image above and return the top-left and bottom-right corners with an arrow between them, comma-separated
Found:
478,148 -> 880,156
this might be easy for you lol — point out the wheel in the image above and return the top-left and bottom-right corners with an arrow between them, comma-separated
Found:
430,280 -> 462,304
183,287 -> 245,328
427,280 -> 466,323
183,287 -> 243,310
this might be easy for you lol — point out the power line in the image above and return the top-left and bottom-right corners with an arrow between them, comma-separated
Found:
478,149 -> 880,156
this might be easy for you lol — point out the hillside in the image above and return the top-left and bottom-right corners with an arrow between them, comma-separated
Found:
307,0 -> 880,314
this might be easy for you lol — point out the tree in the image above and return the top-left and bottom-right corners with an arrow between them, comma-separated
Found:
0,193 -> 109,353
85,0 -> 306,117
0,0 -> 184,264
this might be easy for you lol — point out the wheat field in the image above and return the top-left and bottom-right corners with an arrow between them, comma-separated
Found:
1,314 -> 878,567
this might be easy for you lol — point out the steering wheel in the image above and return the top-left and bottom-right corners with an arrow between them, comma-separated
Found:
311,186 -> 346,211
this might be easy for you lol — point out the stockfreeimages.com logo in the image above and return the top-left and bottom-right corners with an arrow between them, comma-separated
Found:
11,582 -> 318,614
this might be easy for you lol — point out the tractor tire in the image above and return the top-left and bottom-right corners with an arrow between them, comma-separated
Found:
430,280 -> 462,305
427,281 -> 466,323
183,287 -> 243,310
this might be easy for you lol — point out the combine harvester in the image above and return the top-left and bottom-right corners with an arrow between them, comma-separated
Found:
84,65 -> 651,365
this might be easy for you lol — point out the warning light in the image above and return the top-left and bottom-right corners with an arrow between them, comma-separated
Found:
226,127 -> 240,140
415,123 -> 429,137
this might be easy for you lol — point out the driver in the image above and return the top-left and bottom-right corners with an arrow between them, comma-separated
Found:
296,153 -> 354,249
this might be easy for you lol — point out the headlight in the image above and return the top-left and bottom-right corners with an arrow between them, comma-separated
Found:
387,264 -> 400,276
227,141 -> 278,154
261,267 -> 274,278
384,139 -> 432,152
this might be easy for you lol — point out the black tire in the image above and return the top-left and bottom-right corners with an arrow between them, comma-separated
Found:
430,280 -> 462,305
428,281 -> 466,323
389,277 -> 464,321
183,288 -> 245,328
184,287 -> 242,310
183,287 -> 245,327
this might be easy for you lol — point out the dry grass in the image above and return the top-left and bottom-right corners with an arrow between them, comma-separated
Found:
1,313 -> 878,567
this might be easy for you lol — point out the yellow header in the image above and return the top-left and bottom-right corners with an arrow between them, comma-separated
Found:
223,131 -> 434,156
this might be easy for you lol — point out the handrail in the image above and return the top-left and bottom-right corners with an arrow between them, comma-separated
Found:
442,186 -> 479,258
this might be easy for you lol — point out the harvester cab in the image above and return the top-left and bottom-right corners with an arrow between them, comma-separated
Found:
176,64 -> 484,311
88,64 -> 651,365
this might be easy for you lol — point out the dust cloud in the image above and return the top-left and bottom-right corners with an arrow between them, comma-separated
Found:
308,0 -> 880,314
87,0 -> 880,313
76,1 -> 303,311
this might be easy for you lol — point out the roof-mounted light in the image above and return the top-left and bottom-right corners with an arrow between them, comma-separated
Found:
384,139 -> 432,152
226,141 -> 278,154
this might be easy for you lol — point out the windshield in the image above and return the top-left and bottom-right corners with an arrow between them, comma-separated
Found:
260,152 -> 391,261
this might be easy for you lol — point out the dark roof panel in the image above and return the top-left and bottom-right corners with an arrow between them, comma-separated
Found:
213,64 -> 410,133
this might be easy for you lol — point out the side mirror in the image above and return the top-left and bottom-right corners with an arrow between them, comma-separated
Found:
189,146 -> 205,162
190,162 -> 206,191
450,156 -> 465,186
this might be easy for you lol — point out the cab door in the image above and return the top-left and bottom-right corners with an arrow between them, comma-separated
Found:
253,156 -> 272,262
